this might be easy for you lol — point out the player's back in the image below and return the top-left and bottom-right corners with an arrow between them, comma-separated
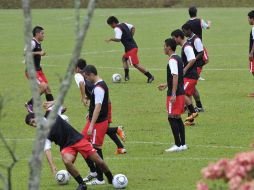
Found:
186,18 -> 202,40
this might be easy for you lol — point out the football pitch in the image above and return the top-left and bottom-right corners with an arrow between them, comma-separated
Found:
0,7 -> 254,190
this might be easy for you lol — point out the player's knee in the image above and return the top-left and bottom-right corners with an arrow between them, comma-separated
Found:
40,83 -> 48,91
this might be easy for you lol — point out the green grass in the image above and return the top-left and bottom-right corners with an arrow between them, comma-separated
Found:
0,8 -> 253,190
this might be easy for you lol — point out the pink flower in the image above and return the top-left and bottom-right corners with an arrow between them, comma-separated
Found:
197,182 -> 209,190
240,181 -> 254,190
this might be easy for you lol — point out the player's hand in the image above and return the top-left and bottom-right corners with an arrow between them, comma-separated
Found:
170,96 -> 176,103
87,125 -> 93,136
43,101 -> 55,110
157,84 -> 167,91
207,20 -> 212,27
82,97 -> 90,107
40,51 -> 46,56
51,166 -> 57,176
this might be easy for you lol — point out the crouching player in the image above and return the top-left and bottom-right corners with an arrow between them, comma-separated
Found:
158,38 -> 187,153
25,113 -> 113,190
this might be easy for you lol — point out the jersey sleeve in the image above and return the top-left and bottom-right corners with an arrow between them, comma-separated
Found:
252,27 -> 254,40
184,46 -> 196,62
201,19 -> 209,29
94,86 -> 105,104
168,59 -> 178,75
194,38 -> 204,52
44,139 -> 52,151
114,27 -> 122,39
31,40 -> 36,50
74,73 -> 85,88
125,23 -> 134,30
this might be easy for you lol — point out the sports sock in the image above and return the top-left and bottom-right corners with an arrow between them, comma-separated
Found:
95,148 -> 104,181
187,104 -> 196,114
177,118 -> 185,145
27,98 -> 33,105
168,117 -> 180,147
144,71 -> 152,78
107,128 -> 124,148
124,69 -> 129,77
45,94 -> 54,101
196,100 -> 203,108
105,171 -> 113,184
85,158 -> 96,173
74,175 -> 84,184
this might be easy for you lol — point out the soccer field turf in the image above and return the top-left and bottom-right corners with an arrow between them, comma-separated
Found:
0,7 -> 253,190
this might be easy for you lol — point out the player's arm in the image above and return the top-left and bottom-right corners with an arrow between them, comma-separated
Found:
79,82 -> 89,106
183,46 -> 196,74
250,28 -> 254,61
130,27 -> 135,36
170,59 -> 179,103
44,139 -> 57,175
87,87 -> 104,135
201,19 -> 211,29
194,38 -> 204,61
106,27 -> 121,43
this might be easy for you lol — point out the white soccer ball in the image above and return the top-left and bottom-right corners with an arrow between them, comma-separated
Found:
112,174 -> 128,189
112,73 -> 122,83
55,170 -> 71,185
60,114 -> 69,122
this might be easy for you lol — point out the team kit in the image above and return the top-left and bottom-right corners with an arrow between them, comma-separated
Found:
23,6 -> 254,190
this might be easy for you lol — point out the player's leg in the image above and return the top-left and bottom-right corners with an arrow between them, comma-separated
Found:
248,59 -> 254,97
88,152 -> 113,184
106,126 -> 126,154
122,56 -> 130,81
193,88 -> 204,112
61,153 -> 87,190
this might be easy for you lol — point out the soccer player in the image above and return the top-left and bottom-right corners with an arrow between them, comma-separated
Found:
24,26 -> 54,113
182,23 -> 205,112
186,6 -> 211,40
106,16 -> 154,83
80,65 -> 112,185
25,112 -> 114,190
158,38 -> 187,152
74,59 -> 126,154
248,10 -> 254,97
171,29 -> 198,126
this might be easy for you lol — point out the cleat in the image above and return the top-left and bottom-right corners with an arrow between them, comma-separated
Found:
184,120 -> 195,126
117,126 -> 126,142
83,172 -> 97,183
198,77 -> 205,81
124,76 -> 130,81
25,103 -> 33,113
194,107 -> 205,112
147,76 -> 154,83
185,112 -> 198,122
115,148 -> 127,155
76,184 -> 87,190
61,107 -> 67,114
165,145 -> 181,152
179,145 -> 188,151
86,179 -> 105,185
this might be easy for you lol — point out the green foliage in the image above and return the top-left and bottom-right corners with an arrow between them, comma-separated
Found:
0,8 -> 253,190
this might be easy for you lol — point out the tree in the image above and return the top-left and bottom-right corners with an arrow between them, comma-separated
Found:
22,0 -> 98,189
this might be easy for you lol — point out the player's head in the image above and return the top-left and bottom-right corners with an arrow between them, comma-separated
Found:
75,58 -> 87,73
164,38 -> 176,55
182,23 -> 193,37
25,113 -> 36,127
107,16 -> 119,28
189,6 -> 197,17
171,29 -> 185,45
83,65 -> 98,83
248,10 -> 254,25
32,26 -> 44,41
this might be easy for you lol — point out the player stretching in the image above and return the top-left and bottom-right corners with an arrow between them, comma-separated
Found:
158,38 -> 187,152
248,10 -> 254,97
182,23 -> 205,112
106,16 -> 154,83
171,29 -> 198,126
24,26 -> 54,112
25,112 -> 113,190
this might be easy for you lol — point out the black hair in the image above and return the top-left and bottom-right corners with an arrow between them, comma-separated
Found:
32,26 -> 44,37
164,38 -> 177,52
171,29 -> 185,39
25,113 -> 35,125
248,10 -> 254,19
107,16 -> 119,25
189,6 -> 197,17
182,23 -> 192,31
84,65 -> 97,75
76,59 -> 87,70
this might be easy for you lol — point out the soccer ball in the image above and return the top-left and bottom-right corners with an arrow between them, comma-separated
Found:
112,73 -> 122,83
55,170 -> 71,185
60,114 -> 69,122
112,174 -> 128,189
